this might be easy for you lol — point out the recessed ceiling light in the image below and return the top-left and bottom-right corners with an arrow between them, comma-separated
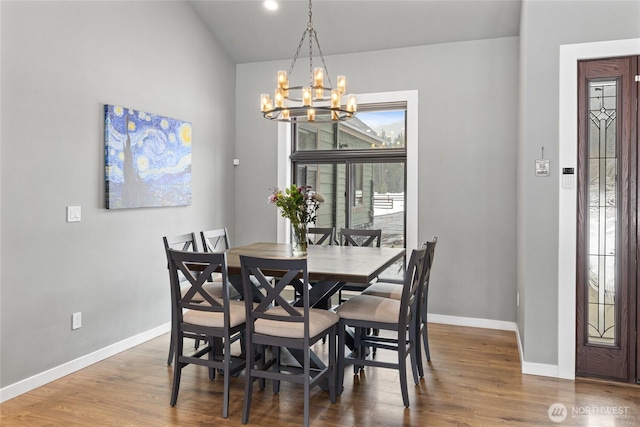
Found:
264,1 -> 279,11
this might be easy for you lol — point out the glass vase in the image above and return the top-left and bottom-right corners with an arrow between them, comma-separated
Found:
291,221 -> 308,257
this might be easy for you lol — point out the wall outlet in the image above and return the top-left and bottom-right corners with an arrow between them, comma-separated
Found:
72,312 -> 82,330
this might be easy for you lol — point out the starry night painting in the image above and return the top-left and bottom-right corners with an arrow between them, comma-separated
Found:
105,105 -> 192,209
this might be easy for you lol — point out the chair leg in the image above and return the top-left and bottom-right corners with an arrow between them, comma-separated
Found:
303,346 -> 310,427
167,334 -> 175,366
337,321 -> 345,396
170,333 -> 183,406
422,303 -> 431,361
273,346 -> 281,394
398,345 -> 410,408
259,345 -> 266,390
423,325 -> 431,361
412,314 -> 424,378
328,325 -> 337,403
352,327 -> 361,374
208,337 -> 220,381
408,325 -> 420,384
242,342 -> 255,424
356,328 -> 366,374
223,336 -> 231,418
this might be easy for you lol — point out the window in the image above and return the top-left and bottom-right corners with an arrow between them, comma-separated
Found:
290,104 -> 408,280
276,91 -> 419,262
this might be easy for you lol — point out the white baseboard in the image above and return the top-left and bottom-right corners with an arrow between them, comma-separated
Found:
427,313 -> 517,331
430,313 -> 560,379
2,313 -> 566,403
515,327 -> 560,378
0,322 -> 171,403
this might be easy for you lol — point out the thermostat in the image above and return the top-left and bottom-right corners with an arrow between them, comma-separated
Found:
562,167 -> 575,189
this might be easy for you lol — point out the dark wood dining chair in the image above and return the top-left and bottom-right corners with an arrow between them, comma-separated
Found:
200,228 -> 240,300
163,233 -> 199,365
165,248 -> 247,418
308,226 -> 336,245
337,228 -> 382,304
239,255 -> 338,427
362,237 -> 438,377
200,228 -> 231,253
336,246 -> 427,408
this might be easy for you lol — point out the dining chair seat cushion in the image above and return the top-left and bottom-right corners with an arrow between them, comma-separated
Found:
336,294 -> 401,324
361,281 -> 403,300
255,307 -> 339,339
183,300 -> 246,328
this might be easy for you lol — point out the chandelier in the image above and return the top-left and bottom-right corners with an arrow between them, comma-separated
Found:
260,0 -> 357,123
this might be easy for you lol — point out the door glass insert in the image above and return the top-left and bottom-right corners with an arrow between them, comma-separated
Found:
586,79 -> 617,346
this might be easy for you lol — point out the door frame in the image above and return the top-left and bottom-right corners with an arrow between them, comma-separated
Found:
558,38 -> 640,380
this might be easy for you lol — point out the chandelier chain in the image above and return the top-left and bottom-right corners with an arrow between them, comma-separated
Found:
287,28 -> 307,77
309,22 -> 313,86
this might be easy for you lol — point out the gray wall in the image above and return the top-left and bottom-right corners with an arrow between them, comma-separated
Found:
0,1 -> 236,387
4,0 -> 637,392
517,0 -> 640,365
236,38 -> 520,323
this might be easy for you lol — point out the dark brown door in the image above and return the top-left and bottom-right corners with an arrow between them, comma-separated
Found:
635,56 -> 640,384
577,56 -> 639,382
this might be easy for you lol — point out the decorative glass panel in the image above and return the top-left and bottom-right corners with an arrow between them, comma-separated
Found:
586,80 -> 617,346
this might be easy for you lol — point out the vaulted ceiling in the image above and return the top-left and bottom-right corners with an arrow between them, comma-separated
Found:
188,0 -> 522,64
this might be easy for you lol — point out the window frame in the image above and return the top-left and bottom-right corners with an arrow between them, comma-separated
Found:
276,91 -> 418,251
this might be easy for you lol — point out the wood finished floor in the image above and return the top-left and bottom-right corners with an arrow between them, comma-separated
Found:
1,323 -> 638,426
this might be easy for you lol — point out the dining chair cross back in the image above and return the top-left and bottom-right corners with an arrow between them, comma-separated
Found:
339,227 -> 382,247
239,255 -> 338,427
308,227 -> 336,246
336,246 -> 428,408
200,228 -> 241,300
200,228 -> 231,253
165,248 -> 247,418
337,228 -> 383,304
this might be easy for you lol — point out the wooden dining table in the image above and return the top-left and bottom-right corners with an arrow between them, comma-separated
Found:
223,242 -> 405,392
225,241 -> 406,305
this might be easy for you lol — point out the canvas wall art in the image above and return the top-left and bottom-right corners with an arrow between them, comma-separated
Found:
105,105 -> 192,209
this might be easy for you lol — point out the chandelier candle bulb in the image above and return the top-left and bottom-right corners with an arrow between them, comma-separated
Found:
277,70 -> 288,89
274,88 -> 285,108
347,94 -> 357,112
337,75 -> 347,94
314,67 -> 324,88
282,109 -> 290,120
302,86 -> 312,106
307,108 -> 316,121
330,89 -> 340,109
260,93 -> 270,112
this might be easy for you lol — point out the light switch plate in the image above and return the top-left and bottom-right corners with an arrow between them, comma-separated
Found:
67,206 -> 81,222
